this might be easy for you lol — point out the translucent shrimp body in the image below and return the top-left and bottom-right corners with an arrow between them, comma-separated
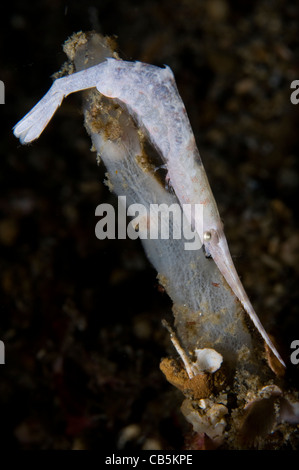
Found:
13,58 -> 285,367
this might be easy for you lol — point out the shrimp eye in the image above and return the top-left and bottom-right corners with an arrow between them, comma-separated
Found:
203,231 -> 212,241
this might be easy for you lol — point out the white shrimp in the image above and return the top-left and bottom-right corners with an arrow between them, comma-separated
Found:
13,58 -> 285,367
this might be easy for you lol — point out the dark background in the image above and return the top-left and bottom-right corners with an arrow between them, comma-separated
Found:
1,0 -> 299,450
